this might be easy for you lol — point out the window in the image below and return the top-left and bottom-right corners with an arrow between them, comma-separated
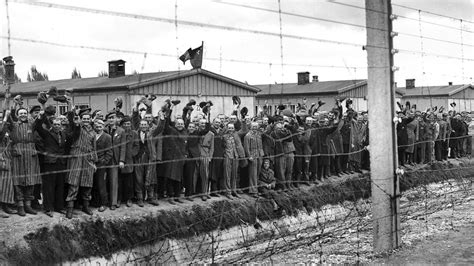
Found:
288,104 -> 296,113
58,104 -> 69,115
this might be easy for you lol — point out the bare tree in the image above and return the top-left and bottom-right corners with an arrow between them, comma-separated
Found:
26,65 -> 48,82
98,70 -> 108,77
71,67 -> 82,79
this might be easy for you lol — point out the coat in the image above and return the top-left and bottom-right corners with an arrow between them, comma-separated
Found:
162,119 -> 188,182
349,120 -> 365,164
106,125 -> 127,165
200,131 -> 215,159
397,117 -> 414,147
326,120 -> 344,158
8,118 -> 41,186
66,111 -> 98,187
0,123 -> 14,204
121,129 -> 139,174
96,132 -> 113,167
244,130 -> 264,159
34,114 -> 68,165
406,119 -> 418,153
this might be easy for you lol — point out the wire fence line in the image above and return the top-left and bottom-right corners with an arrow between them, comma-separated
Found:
68,170 -> 472,264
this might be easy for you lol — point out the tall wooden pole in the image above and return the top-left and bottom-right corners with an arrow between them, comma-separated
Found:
365,0 -> 400,252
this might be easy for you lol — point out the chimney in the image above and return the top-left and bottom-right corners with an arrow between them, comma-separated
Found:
108,60 -> 126,78
448,81 -> 453,86
297,72 -> 310,85
312,75 -> 319,82
406,78 -> 415,89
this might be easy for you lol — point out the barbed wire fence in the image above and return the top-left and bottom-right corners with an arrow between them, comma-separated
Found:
1,0 -> 474,264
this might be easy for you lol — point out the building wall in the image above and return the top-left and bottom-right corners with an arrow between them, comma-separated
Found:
401,97 -> 448,112
256,95 -> 337,113
6,92 -> 129,115
130,95 -> 254,120
256,96 -> 372,112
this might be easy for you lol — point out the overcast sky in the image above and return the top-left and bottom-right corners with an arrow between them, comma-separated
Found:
1,0 -> 473,87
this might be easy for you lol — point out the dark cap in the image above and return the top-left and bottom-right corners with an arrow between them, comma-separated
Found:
29,105 -> 41,114
44,105 -> 56,116
120,115 -> 131,125
105,111 -> 117,120
78,107 -> 92,117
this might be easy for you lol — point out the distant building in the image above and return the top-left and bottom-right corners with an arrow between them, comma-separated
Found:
397,79 -> 474,112
255,71 -> 403,114
2,60 -> 259,118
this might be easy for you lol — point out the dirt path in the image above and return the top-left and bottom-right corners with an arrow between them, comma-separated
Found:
380,224 -> 474,264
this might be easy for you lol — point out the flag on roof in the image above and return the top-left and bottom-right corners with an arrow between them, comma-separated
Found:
179,43 -> 203,69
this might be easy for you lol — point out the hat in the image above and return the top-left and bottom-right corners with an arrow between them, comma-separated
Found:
115,111 -> 124,118
37,91 -> 48,105
114,97 -> 123,109
346,98 -> 353,107
94,119 -> 105,126
2,56 -> 13,63
232,96 -> 241,106
105,111 -> 116,120
240,107 -> 248,118
13,95 -> 24,106
44,105 -> 56,116
147,94 -> 157,101
187,99 -> 196,106
281,109 -> 293,117
92,109 -> 101,119
277,104 -> 286,111
29,105 -> 41,114
183,105 -> 194,113
78,107 -> 92,117
171,100 -> 181,105
120,115 -> 131,125
202,106 -> 210,115
161,99 -> 171,113
47,86 -> 58,96
53,95 -> 70,103
199,101 -> 207,109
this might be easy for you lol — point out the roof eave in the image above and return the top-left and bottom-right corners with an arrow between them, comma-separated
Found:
447,84 -> 471,96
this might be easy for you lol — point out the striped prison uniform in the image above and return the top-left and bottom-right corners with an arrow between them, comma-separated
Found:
66,124 -> 97,202
0,125 -> 14,205
8,119 -> 41,202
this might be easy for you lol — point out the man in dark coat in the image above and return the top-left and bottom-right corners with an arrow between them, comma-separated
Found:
396,112 -> 414,166
162,113 -> 187,204
34,110 -> 68,217
133,117 -> 164,207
